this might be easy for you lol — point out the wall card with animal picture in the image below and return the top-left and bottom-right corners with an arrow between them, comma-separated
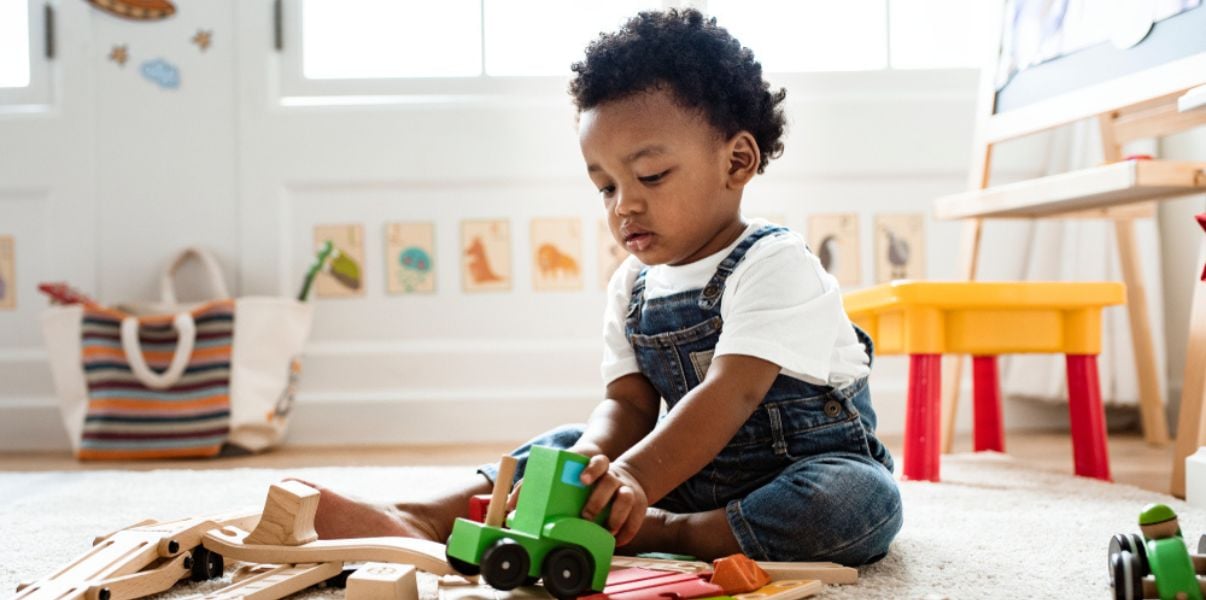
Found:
874,214 -> 925,283
807,213 -> 861,286
597,220 -> 628,290
462,220 -> 511,292
0,236 -> 14,310
313,224 -> 366,298
531,218 -> 583,292
385,222 -> 436,294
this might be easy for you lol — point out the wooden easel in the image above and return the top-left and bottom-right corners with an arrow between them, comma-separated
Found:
936,4 -> 1206,495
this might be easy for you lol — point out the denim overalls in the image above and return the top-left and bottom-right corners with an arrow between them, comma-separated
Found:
480,225 -> 903,565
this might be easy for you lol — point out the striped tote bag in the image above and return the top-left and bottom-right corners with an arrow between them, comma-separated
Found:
41,248 -> 313,459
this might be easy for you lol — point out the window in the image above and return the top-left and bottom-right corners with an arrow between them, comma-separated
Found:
284,0 -> 989,99
0,0 -> 51,108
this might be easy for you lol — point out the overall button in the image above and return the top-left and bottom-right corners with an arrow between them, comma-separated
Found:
703,284 -> 720,298
824,399 -> 843,417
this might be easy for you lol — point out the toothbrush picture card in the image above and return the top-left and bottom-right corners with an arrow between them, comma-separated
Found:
313,223 -> 366,298
0,236 -> 13,310
531,218 -> 583,292
385,222 -> 436,295
807,213 -> 861,286
461,220 -> 511,293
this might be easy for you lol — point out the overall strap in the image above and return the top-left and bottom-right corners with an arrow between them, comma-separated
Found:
625,267 -> 649,331
698,225 -> 788,310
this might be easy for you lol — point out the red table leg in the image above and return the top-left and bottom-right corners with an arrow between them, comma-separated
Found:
972,355 -> 1005,452
1065,354 -> 1111,481
904,354 -> 942,481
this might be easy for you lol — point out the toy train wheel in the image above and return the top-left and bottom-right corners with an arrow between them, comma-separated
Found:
1111,550 -> 1144,600
541,545 -> 594,599
447,551 -> 482,577
189,546 -> 224,582
1109,533 -> 1149,575
482,539 -> 531,591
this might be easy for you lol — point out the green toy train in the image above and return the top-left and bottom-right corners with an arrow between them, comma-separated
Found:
1109,503 -> 1206,600
446,446 -> 615,599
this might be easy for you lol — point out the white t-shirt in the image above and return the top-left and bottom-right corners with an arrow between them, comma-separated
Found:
601,219 -> 870,387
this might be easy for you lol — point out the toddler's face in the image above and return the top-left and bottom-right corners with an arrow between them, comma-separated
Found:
579,87 -> 743,266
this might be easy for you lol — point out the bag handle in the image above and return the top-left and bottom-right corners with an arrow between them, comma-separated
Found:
160,247 -> 230,305
121,313 -> 197,390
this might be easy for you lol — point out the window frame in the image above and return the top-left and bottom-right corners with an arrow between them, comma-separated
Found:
0,0 -> 53,110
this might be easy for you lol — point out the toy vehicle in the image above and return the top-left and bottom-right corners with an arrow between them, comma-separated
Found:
1109,504 -> 1206,600
445,446 -> 615,599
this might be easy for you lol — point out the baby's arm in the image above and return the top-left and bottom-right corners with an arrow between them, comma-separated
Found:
570,373 -> 662,459
580,354 -> 781,544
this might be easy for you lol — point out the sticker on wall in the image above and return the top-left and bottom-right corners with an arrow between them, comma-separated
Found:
808,213 -> 861,286
597,220 -> 628,290
874,214 -> 925,283
86,0 -> 176,21
191,29 -> 212,51
0,236 -> 13,310
109,45 -> 129,66
140,58 -> 180,90
385,222 -> 436,294
461,220 -> 511,292
313,224 -> 366,298
531,218 -> 583,292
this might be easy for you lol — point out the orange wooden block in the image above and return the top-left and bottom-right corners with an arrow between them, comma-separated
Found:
711,554 -> 770,594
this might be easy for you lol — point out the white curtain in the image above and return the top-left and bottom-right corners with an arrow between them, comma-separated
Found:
989,120 -> 1167,407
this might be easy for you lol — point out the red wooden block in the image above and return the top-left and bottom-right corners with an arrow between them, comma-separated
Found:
467,494 -> 491,523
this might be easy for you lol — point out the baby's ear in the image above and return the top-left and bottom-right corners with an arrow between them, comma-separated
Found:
725,131 -> 760,189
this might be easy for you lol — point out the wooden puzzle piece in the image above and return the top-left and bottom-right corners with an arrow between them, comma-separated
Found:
184,562 -> 343,600
609,557 -> 710,575
346,563 -> 419,600
731,580 -> 822,600
753,562 -> 856,586
581,570 -> 724,600
84,552 -> 191,600
202,526 -> 454,576
710,555 -> 769,594
244,481 -> 320,547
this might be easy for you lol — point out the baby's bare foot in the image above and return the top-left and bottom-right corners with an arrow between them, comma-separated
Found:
285,478 -> 442,541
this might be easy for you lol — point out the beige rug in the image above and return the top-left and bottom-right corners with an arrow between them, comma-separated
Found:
1,453 -> 1199,599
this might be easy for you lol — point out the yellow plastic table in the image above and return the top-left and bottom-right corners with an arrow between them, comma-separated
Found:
843,281 -> 1126,482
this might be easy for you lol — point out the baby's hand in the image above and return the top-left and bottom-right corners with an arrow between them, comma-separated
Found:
579,455 -> 648,547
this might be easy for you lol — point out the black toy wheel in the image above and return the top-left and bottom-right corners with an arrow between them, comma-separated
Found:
1111,550 -> 1144,600
541,545 -> 595,599
1109,533 -> 1149,575
189,546 -> 224,582
446,550 -> 482,577
481,539 -> 531,591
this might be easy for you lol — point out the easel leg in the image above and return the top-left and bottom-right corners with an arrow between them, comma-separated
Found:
1171,241 -> 1206,498
1114,218 -> 1171,446
941,218 -> 983,453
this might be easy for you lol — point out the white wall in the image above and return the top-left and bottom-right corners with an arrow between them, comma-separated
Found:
4,0 -> 1189,451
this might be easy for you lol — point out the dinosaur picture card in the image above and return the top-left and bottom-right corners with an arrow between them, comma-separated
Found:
874,214 -> 925,283
461,220 -> 511,292
597,220 -> 628,290
385,222 -> 436,294
531,218 -> 583,292
807,213 -> 861,286
0,236 -> 14,310
313,224 -> 366,298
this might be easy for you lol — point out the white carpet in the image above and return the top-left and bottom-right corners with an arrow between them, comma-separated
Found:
2,453 -> 1200,599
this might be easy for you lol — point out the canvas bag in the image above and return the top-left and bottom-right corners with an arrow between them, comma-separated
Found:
41,248 -> 314,459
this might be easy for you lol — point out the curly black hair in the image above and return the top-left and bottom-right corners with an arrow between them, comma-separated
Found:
570,8 -> 787,173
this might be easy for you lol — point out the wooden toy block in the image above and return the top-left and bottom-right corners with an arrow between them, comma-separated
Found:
731,580 -> 823,600
610,556 -> 711,574
202,526 -> 454,575
346,563 -> 419,600
710,555 -> 770,594
582,570 -> 724,600
467,494 -> 491,523
754,561 -> 858,585
17,513 -> 255,600
244,481 -> 320,546
184,562 -> 343,600
484,456 -> 518,528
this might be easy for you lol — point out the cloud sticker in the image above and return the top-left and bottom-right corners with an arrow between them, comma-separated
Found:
140,58 -> 180,89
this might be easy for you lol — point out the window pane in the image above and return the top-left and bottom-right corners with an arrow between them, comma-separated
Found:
484,0 -> 660,76
890,0 -> 990,69
302,0 -> 482,79
706,0 -> 888,72
0,0 -> 31,88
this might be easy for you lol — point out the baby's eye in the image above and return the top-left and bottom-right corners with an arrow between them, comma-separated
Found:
598,185 -> 616,198
638,170 -> 670,184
